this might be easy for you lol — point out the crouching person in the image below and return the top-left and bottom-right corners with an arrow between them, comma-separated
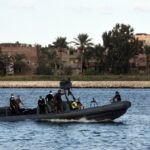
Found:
76,98 -> 84,109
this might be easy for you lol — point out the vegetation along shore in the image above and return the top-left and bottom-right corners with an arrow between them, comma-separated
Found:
1,75 -> 150,88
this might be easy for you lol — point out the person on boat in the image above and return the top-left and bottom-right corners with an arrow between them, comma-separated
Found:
38,96 -> 46,114
10,93 -> 19,115
15,95 -> 24,113
76,98 -> 84,109
66,78 -> 72,96
90,98 -> 98,107
54,89 -> 64,113
45,91 -> 55,112
112,91 -> 121,102
60,78 -> 72,96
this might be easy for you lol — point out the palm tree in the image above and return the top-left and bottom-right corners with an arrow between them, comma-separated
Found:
53,37 -> 68,74
53,37 -> 68,49
47,50 -> 59,71
73,33 -> 93,73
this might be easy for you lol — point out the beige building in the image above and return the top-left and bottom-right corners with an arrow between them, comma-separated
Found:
60,49 -> 81,75
46,48 -> 81,75
135,33 -> 150,46
129,54 -> 147,72
128,33 -> 150,73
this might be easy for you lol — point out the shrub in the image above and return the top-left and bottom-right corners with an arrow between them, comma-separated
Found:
36,64 -> 52,75
64,66 -> 72,75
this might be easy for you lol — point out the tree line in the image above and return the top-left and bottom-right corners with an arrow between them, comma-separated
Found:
37,23 -> 145,75
0,23 -> 148,75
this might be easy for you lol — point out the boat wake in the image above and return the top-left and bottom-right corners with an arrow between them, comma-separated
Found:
37,118 -> 123,124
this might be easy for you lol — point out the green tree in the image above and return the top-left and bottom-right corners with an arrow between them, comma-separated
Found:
144,45 -> 150,73
102,23 -> 143,74
47,50 -> 59,71
53,37 -> 68,48
73,33 -> 93,73
145,45 -> 150,55
82,47 -> 93,71
15,53 -> 25,61
36,63 -> 52,75
0,50 -> 7,75
14,53 -> 26,74
36,46 -> 60,75
64,66 -> 73,75
53,37 -> 68,74
93,44 -> 106,73
73,33 -> 93,50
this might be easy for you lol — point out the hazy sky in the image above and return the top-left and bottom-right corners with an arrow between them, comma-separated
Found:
0,0 -> 150,46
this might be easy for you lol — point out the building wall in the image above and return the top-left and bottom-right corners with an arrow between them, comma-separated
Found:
0,43 -> 38,74
56,48 -> 81,75
135,33 -> 150,46
129,33 -> 150,72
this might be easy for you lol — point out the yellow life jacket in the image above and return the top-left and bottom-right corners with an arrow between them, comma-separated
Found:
71,101 -> 78,109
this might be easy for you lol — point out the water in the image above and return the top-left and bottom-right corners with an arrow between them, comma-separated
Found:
0,88 -> 150,150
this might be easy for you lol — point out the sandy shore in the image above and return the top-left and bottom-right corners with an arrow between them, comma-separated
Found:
0,81 -> 150,88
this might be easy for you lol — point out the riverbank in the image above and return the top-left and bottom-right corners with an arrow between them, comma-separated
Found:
0,81 -> 150,88
1,74 -> 150,81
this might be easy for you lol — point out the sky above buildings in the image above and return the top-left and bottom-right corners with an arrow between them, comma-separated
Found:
0,0 -> 150,46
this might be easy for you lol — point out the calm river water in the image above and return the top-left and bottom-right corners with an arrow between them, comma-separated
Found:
0,88 -> 150,150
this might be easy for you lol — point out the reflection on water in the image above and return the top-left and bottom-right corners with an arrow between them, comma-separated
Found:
0,88 -> 150,150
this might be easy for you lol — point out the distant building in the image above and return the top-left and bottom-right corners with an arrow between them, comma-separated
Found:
41,47 -> 81,75
0,43 -> 38,75
129,54 -> 147,73
135,33 -> 150,46
128,33 -> 150,73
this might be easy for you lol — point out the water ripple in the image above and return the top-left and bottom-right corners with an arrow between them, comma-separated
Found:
0,88 -> 150,150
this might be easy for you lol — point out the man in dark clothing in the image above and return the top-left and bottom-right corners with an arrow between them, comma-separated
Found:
60,78 -> 72,96
66,78 -> 72,96
45,91 -> 54,112
112,91 -> 121,102
90,98 -> 98,107
54,90 -> 63,113
10,93 -> 19,115
45,91 -> 54,102
38,96 -> 46,114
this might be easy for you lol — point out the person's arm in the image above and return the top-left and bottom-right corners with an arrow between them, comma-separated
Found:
20,100 -> 24,106
112,95 -> 116,101
45,95 -> 47,100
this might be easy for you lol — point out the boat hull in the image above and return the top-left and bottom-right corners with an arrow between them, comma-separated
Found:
0,101 -> 131,122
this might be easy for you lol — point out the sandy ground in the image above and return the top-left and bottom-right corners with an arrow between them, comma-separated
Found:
0,81 -> 150,88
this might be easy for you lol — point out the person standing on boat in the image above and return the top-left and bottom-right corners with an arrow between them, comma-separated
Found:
15,95 -> 24,113
112,91 -> 121,102
60,78 -> 73,96
54,89 -> 63,113
45,91 -> 55,112
10,93 -> 19,115
90,98 -> 98,107
66,78 -> 72,96
38,96 -> 46,114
